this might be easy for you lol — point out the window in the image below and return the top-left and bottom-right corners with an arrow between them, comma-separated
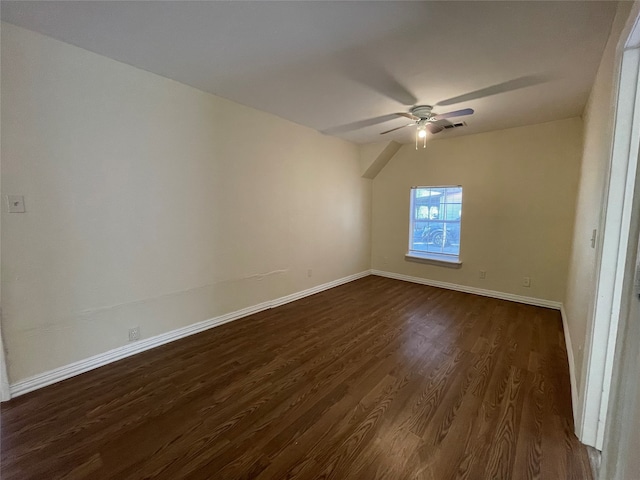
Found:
408,186 -> 462,265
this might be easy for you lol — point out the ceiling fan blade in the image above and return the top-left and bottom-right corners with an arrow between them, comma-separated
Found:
322,114 -> 400,135
431,108 -> 474,121
395,112 -> 420,121
425,123 -> 445,134
380,123 -> 414,135
436,75 -> 551,107
339,56 -> 418,106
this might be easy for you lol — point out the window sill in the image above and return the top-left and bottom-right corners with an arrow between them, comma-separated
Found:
405,253 -> 462,268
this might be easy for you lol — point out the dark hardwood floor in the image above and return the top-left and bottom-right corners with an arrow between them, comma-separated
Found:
1,276 -> 592,479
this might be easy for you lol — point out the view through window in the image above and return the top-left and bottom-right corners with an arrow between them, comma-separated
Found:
409,186 -> 462,260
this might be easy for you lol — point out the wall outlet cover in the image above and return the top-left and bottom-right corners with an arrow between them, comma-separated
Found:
128,327 -> 140,342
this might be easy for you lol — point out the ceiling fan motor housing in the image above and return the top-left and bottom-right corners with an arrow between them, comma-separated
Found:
410,105 -> 434,120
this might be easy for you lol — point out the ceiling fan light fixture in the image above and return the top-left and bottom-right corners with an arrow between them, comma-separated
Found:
416,125 -> 427,149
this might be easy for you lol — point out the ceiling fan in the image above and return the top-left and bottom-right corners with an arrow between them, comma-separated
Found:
322,75 -> 549,142
380,105 -> 474,148
380,105 -> 474,136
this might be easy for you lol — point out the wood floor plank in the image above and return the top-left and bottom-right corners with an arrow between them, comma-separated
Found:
513,371 -> 545,480
0,276 -> 592,479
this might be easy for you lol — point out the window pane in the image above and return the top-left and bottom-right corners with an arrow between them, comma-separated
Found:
445,203 -> 462,220
444,187 -> 462,202
409,186 -> 462,259
429,187 -> 445,198
416,205 -> 430,219
425,222 -> 445,251
411,220 -> 429,252
425,221 -> 460,255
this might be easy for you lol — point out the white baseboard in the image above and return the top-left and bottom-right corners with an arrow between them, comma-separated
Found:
8,270 -> 572,401
371,269 -> 562,309
9,270 -> 371,399
560,304 -> 580,427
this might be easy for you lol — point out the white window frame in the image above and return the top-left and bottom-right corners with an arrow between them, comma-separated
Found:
405,185 -> 463,268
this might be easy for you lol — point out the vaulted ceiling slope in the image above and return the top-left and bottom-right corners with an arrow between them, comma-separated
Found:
1,1 -> 617,144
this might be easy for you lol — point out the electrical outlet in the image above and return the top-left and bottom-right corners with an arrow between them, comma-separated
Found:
523,277 -> 531,287
479,270 -> 486,279
307,269 -> 312,278
128,326 -> 140,342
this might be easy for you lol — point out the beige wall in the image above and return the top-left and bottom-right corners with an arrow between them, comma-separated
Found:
564,2 -> 633,403
0,23 -> 371,382
371,118 -> 583,302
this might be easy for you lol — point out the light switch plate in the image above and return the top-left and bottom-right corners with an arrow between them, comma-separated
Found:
6,195 -> 25,213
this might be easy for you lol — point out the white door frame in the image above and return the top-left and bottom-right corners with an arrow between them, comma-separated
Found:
599,6 -> 640,477
579,2 -> 640,450
0,19 -> 9,401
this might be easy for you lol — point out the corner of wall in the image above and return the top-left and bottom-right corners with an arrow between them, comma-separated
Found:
359,141 -> 401,179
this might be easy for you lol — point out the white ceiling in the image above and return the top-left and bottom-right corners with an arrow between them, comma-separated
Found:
1,1 -> 617,144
